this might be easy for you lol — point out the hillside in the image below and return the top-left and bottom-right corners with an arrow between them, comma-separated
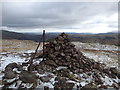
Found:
2,30 -> 41,41
69,33 -> 119,46
2,30 -> 119,45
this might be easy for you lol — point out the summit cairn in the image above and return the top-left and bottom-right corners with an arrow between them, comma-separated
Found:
42,33 -> 103,73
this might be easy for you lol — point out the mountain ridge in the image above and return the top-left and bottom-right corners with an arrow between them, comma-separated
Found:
2,30 -> 119,45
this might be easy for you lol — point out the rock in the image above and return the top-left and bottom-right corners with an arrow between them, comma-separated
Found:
65,56 -> 71,60
54,76 -> 74,90
4,67 -> 13,72
2,79 -> 18,86
54,82 -> 74,90
45,60 -> 57,67
54,76 -> 67,89
40,74 -> 53,82
117,71 -> 120,79
62,62 -> 71,66
40,76 -> 50,82
17,65 -> 23,71
66,82 -> 75,89
98,85 -> 108,89
55,68 -> 78,81
81,83 -> 98,90
109,67 -> 118,78
35,65 -> 45,74
5,63 -> 18,71
61,32 -> 68,38
36,62 -> 54,73
75,69 -> 83,73
60,53 -> 65,56
110,67 -> 118,75
28,64 -> 36,71
55,76 -> 67,83
54,46 -> 59,51
22,62 -> 29,66
95,78 -> 103,85
54,82 -> 62,90
4,71 -> 16,79
19,71 -> 38,83
111,83 -> 119,89
102,69 -> 110,74
35,50 -> 43,58
44,86 -> 49,90
57,36 -> 64,41
49,54 -> 56,58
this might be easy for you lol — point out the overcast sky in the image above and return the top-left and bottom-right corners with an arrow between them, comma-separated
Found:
1,1 -> 118,33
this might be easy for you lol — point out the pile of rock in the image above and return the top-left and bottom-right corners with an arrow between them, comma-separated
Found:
42,33 -> 105,73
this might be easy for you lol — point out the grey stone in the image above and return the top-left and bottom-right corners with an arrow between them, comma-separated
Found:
4,71 -> 16,79
19,71 -> 38,83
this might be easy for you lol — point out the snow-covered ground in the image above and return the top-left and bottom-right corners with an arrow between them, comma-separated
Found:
1,41 -> 119,71
1,40 -> 119,71
73,42 -> 119,68
73,42 -> 119,51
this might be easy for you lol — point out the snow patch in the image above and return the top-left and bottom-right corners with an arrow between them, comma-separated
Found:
56,66 -> 67,70
80,81 -> 88,87
0,55 -> 26,71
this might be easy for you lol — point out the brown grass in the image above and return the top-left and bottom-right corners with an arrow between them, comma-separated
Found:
1,39 -> 42,53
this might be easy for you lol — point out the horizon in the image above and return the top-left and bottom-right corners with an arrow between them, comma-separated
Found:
2,29 -> 119,34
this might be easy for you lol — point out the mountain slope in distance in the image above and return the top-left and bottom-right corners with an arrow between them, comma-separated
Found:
1,30 -> 119,45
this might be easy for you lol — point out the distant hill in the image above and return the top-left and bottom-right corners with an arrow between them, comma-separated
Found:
2,30 -> 42,41
2,30 -> 60,42
69,33 -> 119,46
2,30 -> 119,46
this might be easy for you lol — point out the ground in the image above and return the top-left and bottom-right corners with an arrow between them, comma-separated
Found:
0,39 -> 119,89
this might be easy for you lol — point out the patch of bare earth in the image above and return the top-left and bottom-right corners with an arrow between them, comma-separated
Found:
1,39 -> 43,53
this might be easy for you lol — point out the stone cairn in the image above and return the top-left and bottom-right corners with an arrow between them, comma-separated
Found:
42,33 -> 104,73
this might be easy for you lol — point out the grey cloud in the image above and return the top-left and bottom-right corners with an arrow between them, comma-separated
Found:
2,2 -> 118,29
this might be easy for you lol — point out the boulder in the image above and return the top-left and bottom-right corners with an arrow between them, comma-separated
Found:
19,71 -> 38,83
4,71 -> 16,79
5,63 -> 18,71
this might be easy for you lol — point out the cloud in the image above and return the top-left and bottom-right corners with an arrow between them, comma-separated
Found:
2,2 -> 118,33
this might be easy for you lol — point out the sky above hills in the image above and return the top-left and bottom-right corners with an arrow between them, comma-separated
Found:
1,1 -> 118,33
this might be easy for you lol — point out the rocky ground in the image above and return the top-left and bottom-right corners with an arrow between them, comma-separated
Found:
0,34 -> 120,89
